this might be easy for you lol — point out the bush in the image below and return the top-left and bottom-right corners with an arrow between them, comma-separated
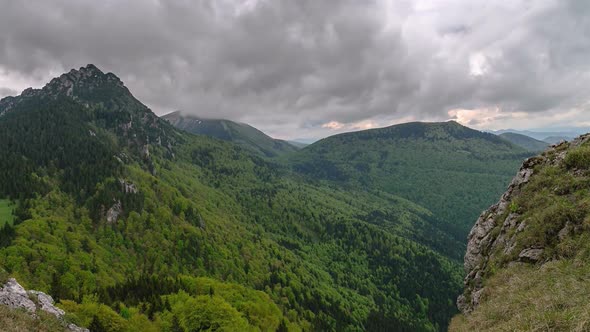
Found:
564,146 -> 590,169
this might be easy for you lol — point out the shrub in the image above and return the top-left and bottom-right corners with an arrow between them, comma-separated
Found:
564,146 -> 590,170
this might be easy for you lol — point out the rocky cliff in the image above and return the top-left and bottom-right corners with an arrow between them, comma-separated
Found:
458,133 -> 590,313
0,278 -> 88,331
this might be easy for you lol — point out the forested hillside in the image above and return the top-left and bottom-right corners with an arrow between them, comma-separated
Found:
0,65 -> 464,331
498,132 -> 548,152
162,111 -> 298,157
287,122 -> 531,240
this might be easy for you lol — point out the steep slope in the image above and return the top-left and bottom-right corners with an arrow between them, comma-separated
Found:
498,132 -> 548,152
0,65 -> 463,331
288,121 -> 531,240
162,111 -> 298,157
451,134 -> 590,331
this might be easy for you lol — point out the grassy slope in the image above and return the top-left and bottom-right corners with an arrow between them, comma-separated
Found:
451,137 -> 590,331
0,305 -> 67,332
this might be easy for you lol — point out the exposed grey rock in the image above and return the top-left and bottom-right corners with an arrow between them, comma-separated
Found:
0,278 -> 36,313
106,200 -> 123,224
68,323 -> 90,332
142,144 -> 150,159
558,221 -> 573,242
119,179 -> 138,194
518,248 -> 544,262
460,156 -> 545,313
0,278 -> 89,332
27,290 -> 65,318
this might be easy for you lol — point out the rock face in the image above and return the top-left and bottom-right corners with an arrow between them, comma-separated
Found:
458,134 -> 590,313
106,200 -> 123,224
0,278 -> 37,313
0,278 -> 88,331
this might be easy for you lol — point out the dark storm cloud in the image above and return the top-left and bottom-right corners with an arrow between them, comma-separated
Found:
1,0 -> 590,138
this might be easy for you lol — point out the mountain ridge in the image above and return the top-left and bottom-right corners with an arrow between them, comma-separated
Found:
162,111 -> 299,157
0,64 -> 465,331
288,120 -> 532,240
498,132 -> 549,152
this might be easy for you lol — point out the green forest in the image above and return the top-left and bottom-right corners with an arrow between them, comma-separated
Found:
0,66 -> 529,331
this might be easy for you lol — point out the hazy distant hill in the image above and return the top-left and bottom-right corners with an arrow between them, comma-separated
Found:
492,129 -> 578,142
288,121 -> 532,239
287,140 -> 309,148
162,111 -> 299,157
542,135 -> 571,144
499,132 -> 549,151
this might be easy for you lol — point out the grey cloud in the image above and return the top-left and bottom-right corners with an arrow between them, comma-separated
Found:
0,87 -> 17,98
0,0 -> 589,139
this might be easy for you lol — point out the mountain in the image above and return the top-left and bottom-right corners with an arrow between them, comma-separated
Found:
0,65 -> 464,331
287,121 -> 532,240
492,129 -> 577,142
451,134 -> 590,331
287,140 -> 309,148
498,132 -> 549,152
162,111 -> 299,157
542,135 -> 571,144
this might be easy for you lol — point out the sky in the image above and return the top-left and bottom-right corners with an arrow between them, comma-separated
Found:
1,0 -> 589,140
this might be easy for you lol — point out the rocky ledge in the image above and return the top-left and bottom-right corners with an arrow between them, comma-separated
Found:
0,278 -> 88,332
458,133 -> 590,313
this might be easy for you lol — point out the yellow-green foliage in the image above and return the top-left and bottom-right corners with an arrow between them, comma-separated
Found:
450,260 -> 590,332
60,297 -> 160,332
178,276 -> 283,331
164,292 -> 252,332
0,304 -> 66,332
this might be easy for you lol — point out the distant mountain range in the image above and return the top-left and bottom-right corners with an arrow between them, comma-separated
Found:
498,132 -> 549,152
162,111 -> 300,157
491,128 -> 586,143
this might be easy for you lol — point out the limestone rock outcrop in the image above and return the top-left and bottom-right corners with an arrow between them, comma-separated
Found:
0,278 -> 88,331
458,134 -> 590,313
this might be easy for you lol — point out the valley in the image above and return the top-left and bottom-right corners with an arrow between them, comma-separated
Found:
0,65 -> 554,332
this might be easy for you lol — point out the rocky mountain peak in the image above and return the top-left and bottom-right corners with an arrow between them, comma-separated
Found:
42,64 -> 124,97
0,64 -> 126,116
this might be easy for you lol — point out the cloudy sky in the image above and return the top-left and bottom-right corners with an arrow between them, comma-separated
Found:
1,0 -> 589,140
